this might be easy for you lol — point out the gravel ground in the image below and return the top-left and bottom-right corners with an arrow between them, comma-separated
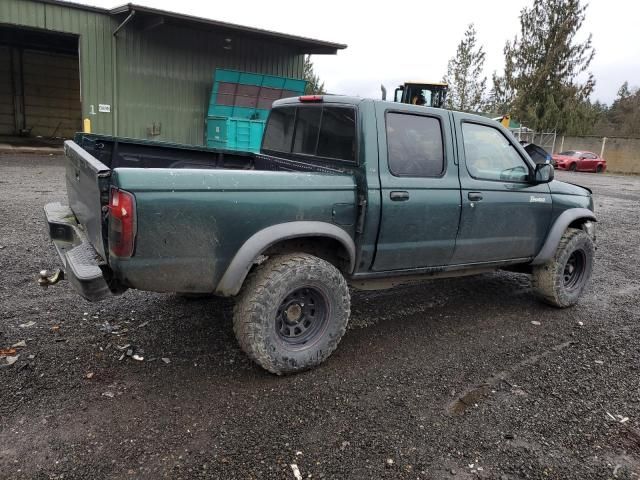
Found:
1,154 -> 639,480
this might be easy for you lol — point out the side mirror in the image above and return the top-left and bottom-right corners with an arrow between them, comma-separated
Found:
533,163 -> 554,183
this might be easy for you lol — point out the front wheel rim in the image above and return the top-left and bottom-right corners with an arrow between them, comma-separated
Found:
563,249 -> 587,290
275,286 -> 329,347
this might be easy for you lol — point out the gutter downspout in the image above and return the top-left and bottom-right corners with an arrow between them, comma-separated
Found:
112,9 -> 136,137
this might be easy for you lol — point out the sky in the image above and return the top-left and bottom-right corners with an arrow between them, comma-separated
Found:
76,0 -> 639,105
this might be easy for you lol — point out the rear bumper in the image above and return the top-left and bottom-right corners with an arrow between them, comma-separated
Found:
44,202 -> 120,301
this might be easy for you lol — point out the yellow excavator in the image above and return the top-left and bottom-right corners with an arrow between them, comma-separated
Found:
381,82 -> 448,108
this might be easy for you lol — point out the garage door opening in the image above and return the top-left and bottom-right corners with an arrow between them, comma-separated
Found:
0,25 -> 81,142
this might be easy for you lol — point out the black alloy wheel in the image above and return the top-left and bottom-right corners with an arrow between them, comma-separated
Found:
275,287 -> 329,347
563,249 -> 587,290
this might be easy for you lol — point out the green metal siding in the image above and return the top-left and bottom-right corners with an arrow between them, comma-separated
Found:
115,24 -> 305,145
1,0 -> 306,144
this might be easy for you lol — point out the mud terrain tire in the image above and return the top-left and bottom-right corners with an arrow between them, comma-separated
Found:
233,253 -> 350,375
532,228 -> 594,308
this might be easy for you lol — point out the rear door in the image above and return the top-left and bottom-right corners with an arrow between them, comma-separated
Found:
451,113 -> 552,264
372,104 -> 461,271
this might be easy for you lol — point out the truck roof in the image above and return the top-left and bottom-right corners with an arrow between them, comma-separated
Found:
273,95 -> 492,123
274,95 -> 368,107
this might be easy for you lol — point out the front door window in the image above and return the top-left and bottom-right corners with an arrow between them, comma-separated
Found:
462,123 -> 529,182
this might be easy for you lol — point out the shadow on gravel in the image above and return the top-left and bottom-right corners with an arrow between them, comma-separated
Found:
129,270 -> 550,385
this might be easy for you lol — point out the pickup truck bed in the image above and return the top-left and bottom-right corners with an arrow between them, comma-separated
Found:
53,133 -> 358,300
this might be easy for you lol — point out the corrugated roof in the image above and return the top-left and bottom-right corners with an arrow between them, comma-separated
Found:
31,0 -> 347,54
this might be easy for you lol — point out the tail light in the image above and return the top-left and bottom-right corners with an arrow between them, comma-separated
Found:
109,187 -> 136,258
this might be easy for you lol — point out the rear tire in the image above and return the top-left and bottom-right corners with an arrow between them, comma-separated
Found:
532,228 -> 594,308
233,253 -> 350,375
569,163 -> 577,172
596,164 -> 604,173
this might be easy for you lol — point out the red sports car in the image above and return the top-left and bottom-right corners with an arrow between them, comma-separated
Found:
552,150 -> 607,173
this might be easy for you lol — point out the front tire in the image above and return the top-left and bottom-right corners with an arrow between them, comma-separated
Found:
532,228 -> 594,308
569,163 -> 577,172
233,253 -> 350,375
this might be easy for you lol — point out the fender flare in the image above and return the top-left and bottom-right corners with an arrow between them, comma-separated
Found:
531,208 -> 596,265
215,221 -> 356,296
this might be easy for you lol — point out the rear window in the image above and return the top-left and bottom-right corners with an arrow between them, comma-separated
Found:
263,105 -> 356,162
293,107 -> 322,155
261,107 -> 296,153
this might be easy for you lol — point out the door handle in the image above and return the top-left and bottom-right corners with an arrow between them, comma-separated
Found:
468,192 -> 483,201
390,191 -> 410,201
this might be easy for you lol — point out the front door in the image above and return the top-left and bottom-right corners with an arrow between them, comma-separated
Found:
582,152 -> 597,171
372,105 -> 461,271
451,114 -> 552,264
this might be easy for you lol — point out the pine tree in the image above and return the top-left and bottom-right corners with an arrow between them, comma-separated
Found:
497,0 -> 595,133
303,55 -> 326,95
591,83 -> 640,137
442,24 -> 487,112
616,81 -> 631,101
487,72 -> 515,115
607,82 -> 640,136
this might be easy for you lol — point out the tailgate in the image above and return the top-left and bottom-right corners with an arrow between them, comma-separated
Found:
64,140 -> 111,259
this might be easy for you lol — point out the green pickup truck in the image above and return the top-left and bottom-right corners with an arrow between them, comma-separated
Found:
43,95 -> 596,374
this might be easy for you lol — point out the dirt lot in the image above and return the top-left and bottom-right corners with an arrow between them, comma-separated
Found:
1,154 -> 639,480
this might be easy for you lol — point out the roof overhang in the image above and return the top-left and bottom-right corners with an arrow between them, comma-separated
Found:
33,0 -> 347,54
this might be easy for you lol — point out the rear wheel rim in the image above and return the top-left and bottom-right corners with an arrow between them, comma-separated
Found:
275,286 -> 329,346
563,249 -> 586,290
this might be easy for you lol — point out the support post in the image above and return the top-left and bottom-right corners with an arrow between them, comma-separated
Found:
600,137 -> 607,158
10,47 -> 25,134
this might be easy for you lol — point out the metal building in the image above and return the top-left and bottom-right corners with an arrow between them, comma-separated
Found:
0,0 -> 345,145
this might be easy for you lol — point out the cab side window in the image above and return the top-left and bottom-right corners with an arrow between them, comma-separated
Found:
462,123 -> 529,182
386,113 -> 444,177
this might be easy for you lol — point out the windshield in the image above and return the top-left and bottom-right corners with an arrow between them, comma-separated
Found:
559,151 -> 580,157
401,84 -> 447,108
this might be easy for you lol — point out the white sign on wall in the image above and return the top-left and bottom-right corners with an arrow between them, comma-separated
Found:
98,104 -> 111,113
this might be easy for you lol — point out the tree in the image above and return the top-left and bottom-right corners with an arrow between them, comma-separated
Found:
442,24 -> 487,112
596,82 -> 640,137
487,72 -> 515,114
616,81 -> 631,101
496,0 -> 595,133
303,55 -> 325,95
